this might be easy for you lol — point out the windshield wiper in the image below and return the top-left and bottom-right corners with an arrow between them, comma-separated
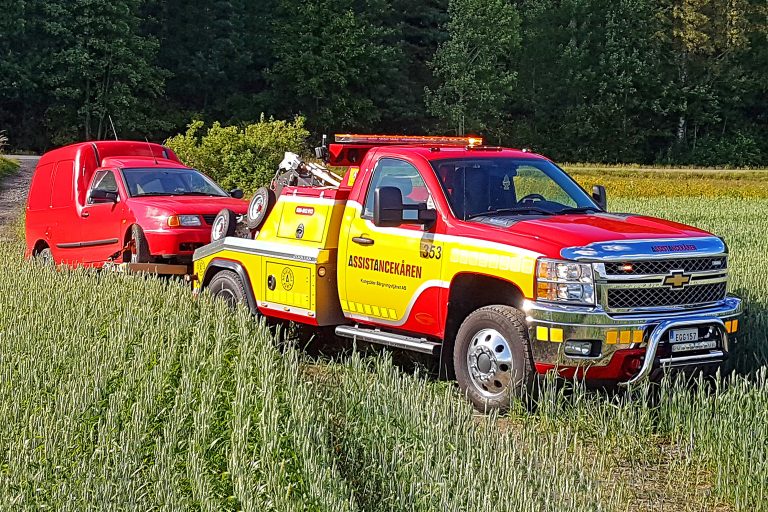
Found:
557,206 -> 601,214
467,207 -> 555,220
133,192 -> 178,197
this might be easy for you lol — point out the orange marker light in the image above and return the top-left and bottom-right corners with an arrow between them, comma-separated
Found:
335,133 -> 483,146
620,263 -> 633,272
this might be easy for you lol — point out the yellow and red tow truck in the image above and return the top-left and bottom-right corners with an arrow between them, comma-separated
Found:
192,134 -> 742,411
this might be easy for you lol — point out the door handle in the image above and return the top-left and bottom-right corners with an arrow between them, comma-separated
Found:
352,236 -> 374,246
81,211 -> 90,218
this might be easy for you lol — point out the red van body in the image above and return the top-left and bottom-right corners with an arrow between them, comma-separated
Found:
25,141 -> 247,266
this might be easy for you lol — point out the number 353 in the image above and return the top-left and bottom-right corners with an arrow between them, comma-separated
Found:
420,243 -> 442,259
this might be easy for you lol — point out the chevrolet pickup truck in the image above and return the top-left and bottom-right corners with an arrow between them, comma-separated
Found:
192,134 -> 742,412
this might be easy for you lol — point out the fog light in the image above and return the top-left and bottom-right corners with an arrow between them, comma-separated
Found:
564,340 -> 594,357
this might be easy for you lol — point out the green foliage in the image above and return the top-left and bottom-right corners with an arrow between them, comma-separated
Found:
0,0 -> 766,166
0,157 -> 19,180
266,0 -> 401,133
39,0 -> 167,144
165,117 -> 310,193
686,132 -> 765,168
426,0 -> 520,136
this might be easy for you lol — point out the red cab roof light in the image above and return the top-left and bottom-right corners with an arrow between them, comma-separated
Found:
334,133 -> 483,147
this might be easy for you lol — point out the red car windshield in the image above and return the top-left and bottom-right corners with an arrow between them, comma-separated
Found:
122,168 -> 228,197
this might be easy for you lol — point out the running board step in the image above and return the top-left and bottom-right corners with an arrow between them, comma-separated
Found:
335,325 -> 440,355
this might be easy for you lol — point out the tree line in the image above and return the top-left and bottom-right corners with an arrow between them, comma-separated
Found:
1,0 -> 766,166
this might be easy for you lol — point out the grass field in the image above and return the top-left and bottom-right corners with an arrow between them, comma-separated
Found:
0,156 -> 18,179
1,169 -> 767,511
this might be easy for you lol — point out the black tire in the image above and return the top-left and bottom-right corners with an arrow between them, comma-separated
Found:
211,209 -> 237,242
246,187 -> 276,230
208,270 -> 247,309
37,247 -> 54,266
454,305 -> 535,413
124,225 -> 150,263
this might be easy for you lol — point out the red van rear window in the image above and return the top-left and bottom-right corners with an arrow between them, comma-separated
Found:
28,163 -> 55,210
51,160 -> 74,208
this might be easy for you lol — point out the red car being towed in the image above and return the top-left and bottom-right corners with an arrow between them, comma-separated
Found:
25,140 -> 247,266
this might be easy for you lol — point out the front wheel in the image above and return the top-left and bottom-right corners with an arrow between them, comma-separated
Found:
124,225 -> 150,263
454,305 -> 535,413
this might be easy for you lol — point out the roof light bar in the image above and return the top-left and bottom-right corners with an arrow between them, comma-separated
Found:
335,134 -> 483,146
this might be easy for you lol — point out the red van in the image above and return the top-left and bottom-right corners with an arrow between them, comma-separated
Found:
25,140 -> 248,266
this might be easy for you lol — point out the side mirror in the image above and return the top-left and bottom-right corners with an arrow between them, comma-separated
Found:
90,189 -> 118,203
374,186 -> 405,227
230,188 -> 244,199
592,185 -> 607,210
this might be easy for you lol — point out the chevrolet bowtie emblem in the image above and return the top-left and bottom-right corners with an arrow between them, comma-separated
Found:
664,272 -> 692,289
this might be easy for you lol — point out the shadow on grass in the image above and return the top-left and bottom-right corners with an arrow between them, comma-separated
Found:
726,286 -> 768,376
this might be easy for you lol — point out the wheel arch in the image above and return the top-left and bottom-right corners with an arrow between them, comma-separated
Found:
202,258 -> 259,315
439,272 -> 526,379
31,239 -> 50,256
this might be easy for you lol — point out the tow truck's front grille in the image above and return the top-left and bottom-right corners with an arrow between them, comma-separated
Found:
202,214 -> 217,225
604,257 -> 727,275
607,282 -> 727,309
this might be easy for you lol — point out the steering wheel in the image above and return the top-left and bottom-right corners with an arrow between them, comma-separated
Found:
519,193 -> 546,203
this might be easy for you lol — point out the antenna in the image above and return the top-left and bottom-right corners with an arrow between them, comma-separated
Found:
108,115 -> 119,140
145,137 -> 159,165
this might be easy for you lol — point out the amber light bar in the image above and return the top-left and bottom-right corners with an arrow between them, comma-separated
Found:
335,133 -> 483,146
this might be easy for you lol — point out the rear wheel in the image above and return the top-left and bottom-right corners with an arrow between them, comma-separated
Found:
454,305 -> 535,413
208,270 -> 247,309
36,247 -> 54,266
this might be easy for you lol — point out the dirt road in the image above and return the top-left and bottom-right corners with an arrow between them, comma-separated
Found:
0,155 -> 37,232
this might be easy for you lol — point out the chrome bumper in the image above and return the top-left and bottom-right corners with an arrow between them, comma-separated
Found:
523,296 -> 743,383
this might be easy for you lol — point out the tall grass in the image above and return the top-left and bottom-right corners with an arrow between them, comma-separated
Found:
568,166 -> 768,199
1,184 -> 768,510
0,156 -> 18,180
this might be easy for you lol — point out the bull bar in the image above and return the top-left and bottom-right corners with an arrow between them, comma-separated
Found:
523,296 -> 743,383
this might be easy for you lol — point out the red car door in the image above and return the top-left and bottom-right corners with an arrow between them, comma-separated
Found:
80,170 -> 126,264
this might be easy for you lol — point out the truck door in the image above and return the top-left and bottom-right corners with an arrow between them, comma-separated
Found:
80,170 -> 125,263
342,157 -> 444,335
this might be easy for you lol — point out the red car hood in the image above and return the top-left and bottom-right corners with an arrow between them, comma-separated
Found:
464,212 -> 717,259
128,195 -> 249,215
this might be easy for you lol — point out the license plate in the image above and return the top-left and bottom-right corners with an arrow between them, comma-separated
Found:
671,340 -> 717,353
669,328 -> 699,343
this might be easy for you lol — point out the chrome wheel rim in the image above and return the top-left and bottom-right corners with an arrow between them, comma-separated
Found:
212,217 -> 226,240
249,195 -> 264,219
216,287 -> 237,306
466,328 -> 514,399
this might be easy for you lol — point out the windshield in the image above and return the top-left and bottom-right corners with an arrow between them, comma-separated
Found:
122,168 -> 228,197
431,157 -> 598,220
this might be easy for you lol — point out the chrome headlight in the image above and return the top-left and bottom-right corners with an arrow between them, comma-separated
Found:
168,214 -> 202,227
536,258 -> 595,305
